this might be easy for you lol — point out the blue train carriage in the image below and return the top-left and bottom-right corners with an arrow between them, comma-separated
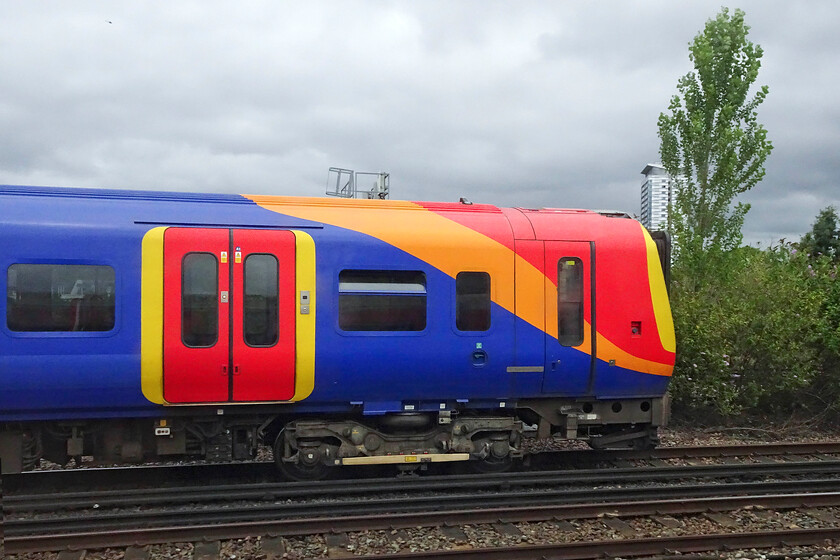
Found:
0,185 -> 675,475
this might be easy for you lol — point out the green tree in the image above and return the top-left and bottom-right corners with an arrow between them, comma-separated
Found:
658,7 -> 773,273
799,206 -> 840,260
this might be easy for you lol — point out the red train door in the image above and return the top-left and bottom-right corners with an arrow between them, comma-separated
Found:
162,228 -> 296,403
231,229 -> 296,401
541,241 -> 595,395
163,228 -> 230,403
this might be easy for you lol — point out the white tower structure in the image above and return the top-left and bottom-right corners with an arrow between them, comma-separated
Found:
640,163 -> 672,231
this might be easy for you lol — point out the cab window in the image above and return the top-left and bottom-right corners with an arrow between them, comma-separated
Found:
557,258 -> 583,346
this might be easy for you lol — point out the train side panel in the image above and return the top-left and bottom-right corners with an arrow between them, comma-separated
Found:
1,186 -> 675,473
0,218 -> 147,419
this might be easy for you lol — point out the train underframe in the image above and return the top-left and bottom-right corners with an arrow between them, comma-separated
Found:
0,395 -> 669,475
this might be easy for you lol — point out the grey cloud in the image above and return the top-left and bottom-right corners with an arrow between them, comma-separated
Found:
1,1 -> 839,243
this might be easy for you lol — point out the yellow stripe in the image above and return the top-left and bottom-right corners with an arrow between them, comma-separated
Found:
141,227 -> 167,404
291,230 -> 316,401
642,224 -> 676,353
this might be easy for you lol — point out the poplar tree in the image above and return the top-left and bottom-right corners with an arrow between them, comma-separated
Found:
658,7 -> 773,268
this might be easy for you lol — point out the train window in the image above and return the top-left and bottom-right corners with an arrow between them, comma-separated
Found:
243,254 -> 279,347
338,270 -> 426,331
456,272 -> 490,331
6,264 -> 115,332
557,258 -> 584,346
182,253 -> 218,347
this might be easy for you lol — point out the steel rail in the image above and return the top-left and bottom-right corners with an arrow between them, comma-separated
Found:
539,440 -> 840,463
7,476 -> 840,538
8,491 -> 840,554
8,458 -> 840,513
619,441 -> 840,458
1,461 -> 279,493
7,440 -> 840,493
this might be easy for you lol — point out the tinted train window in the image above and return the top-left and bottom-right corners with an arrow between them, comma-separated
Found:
244,254 -> 279,347
456,272 -> 490,331
339,270 -> 426,331
7,264 -> 115,332
557,258 -> 584,346
182,253 -> 218,347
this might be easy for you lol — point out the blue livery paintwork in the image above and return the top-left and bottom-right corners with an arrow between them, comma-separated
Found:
0,185 -> 672,422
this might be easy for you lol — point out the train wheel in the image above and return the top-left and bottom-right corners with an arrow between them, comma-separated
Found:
275,437 -> 329,481
471,432 -> 514,473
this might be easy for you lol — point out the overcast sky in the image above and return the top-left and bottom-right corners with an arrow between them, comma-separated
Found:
2,1 -> 838,244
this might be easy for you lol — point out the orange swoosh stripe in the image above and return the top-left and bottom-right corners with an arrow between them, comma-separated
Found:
245,195 -> 672,376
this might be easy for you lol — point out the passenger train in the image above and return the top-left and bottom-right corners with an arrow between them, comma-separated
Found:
0,185 -> 675,477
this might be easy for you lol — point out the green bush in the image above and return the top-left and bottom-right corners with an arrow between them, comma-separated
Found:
799,253 -> 840,419
669,244 -> 826,420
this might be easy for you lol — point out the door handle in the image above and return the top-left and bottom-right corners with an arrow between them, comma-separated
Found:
222,365 -> 228,375
233,365 -> 240,375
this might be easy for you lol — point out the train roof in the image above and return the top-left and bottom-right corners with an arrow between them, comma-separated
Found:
0,184 -> 633,219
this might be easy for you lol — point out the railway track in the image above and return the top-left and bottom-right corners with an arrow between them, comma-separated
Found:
8,490 -> 840,556
5,441 -> 840,558
7,459 -> 840,514
8,440 -> 840,493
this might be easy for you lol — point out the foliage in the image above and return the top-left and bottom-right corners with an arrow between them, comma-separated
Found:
658,7 -> 773,276
654,9 -> 840,425
799,206 -> 840,261
668,244 -> 826,419
797,244 -> 840,419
